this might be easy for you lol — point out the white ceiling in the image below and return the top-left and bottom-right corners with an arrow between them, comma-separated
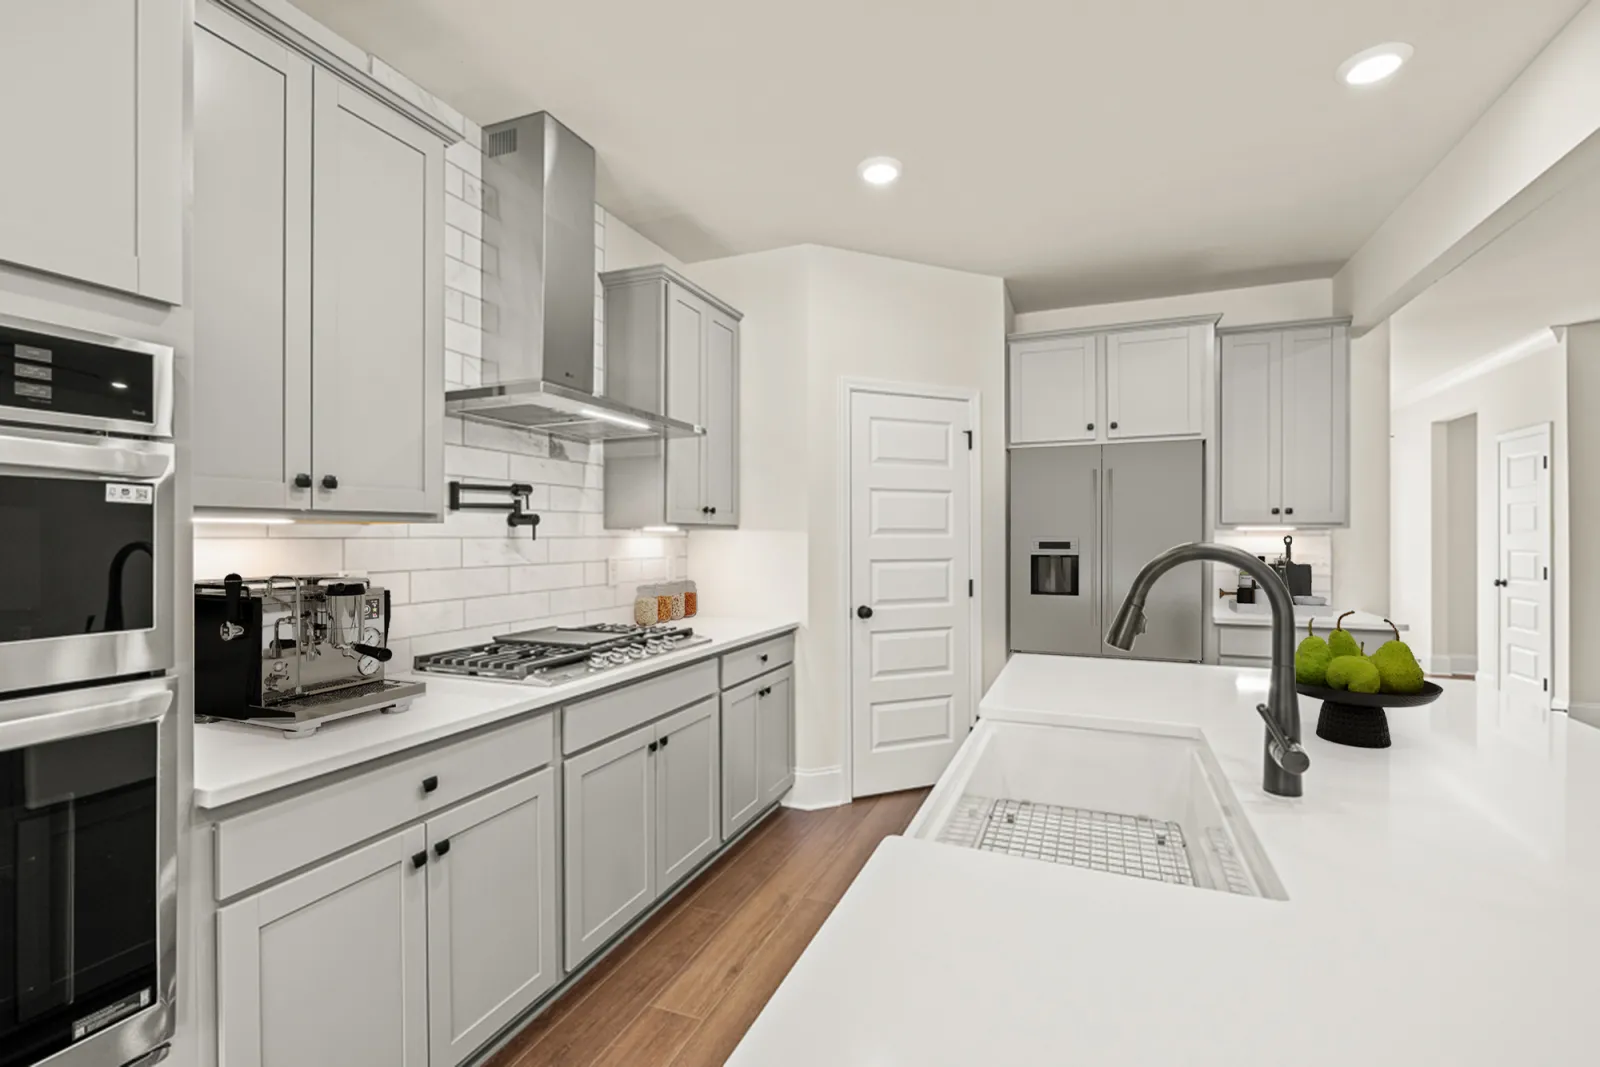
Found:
296,0 -> 1585,311
1390,172 -> 1600,399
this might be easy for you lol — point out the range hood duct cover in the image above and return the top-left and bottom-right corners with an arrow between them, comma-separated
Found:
445,112 -> 701,442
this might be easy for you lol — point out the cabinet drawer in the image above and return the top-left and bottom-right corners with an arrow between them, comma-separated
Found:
215,712 -> 554,900
563,660 -> 719,755
1217,626 -> 1272,659
720,634 -> 795,690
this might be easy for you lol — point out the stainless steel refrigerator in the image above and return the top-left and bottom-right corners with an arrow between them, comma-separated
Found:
1009,440 -> 1205,661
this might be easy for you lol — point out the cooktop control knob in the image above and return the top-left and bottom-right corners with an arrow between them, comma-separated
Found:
627,643 -> 647,660
588,653 -> 608,671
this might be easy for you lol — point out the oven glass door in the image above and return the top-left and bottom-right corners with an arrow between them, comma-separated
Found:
0,722 -> 158,1067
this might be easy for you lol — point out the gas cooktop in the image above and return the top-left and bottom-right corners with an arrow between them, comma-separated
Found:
412,623 -> 710,685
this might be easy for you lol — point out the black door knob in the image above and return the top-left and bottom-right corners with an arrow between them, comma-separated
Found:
321,474 -> 339,490
293,473 -> 312,489
856,605 -> 873,619
1494,578 -> 1508,587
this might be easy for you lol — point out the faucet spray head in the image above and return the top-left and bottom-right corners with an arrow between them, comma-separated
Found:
1106,598 -> 1147,650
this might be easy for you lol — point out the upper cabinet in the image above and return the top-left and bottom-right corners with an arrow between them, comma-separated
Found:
193,0 -> 448,517
601,266 -> 742,530
1008,320 -> 1210,446
1218,322 -> 1350,527
0,0 -> 183,301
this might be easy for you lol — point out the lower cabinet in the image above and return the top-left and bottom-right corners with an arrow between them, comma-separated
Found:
426,769 -> 559,1067
216,770 -> 558,1067
722,664 -> 796,839
656,698 -> 722,890
217,829 -> 429,1067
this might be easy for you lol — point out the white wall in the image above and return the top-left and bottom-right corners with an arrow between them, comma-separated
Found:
1446,415 -> 1480,666
1565,322 -> 1600,726
1333,321 -> 1391,615
681,246 -> 1006,801
1391,342 -> 1570,704
1011,278 -> 1334,334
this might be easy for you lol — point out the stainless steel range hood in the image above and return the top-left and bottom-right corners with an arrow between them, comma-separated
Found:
445,112 -> 703,443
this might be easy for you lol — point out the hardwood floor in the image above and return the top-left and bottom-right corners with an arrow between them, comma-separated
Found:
485,789 -> 928,1067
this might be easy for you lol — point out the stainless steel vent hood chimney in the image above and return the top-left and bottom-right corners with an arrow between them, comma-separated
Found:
445,112 -> 703,442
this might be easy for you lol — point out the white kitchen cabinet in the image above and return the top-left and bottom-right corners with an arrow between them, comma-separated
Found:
757,666 -> 796,808
655,698 -> 721,891
193,3 -> 313,510
1009,334 -> 1097,444
602,266 -> 743,529
563,724 -> 657,968
217,828 -> 429,1067
1219,322 -> 1349,526
0,0 -> 183,301
1104,324 -> 1207,439
193,8 -> 446,517
1008,320 -> 1209,447
425,769 -> 559,1067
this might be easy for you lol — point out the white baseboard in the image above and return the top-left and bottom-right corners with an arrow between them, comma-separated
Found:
1569,703 -> 1600,729
781,765 -> 849,810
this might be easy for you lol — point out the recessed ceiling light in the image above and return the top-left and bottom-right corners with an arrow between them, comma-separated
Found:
858,156 -> 902,186
1338,42 -> 1412,86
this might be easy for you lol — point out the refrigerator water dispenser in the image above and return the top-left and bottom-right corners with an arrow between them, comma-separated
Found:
1030,540 -> 1079,595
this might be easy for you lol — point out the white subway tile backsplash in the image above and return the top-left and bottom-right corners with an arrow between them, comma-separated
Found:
462,537 -> 550,568
550,486 -> 604,512
508,563 -> 588,592
412,566 -> 509,602
195,538 -> 342,580
464,592 -> 553,628
551,586 -> 615,616
444,227 -> 463,261
445,138 -> 481,178
462,234 -> 483,270
508,455 -> 587,487
444,444 -> 509,480
367,572 -> 411,604
444,161 -> 464,199
445,319 -> 481,358
445,288 -> 463,322
344,539 -> 462,572
392,600 -> 465,639
445,256 -> 482,298
444,194 -> 481,238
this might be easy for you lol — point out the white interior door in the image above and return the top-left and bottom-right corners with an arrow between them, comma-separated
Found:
1496,424 -> 1553,707
850,389 -> 974,798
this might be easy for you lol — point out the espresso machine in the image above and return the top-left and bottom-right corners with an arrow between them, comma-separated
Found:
195,575 -> 425,737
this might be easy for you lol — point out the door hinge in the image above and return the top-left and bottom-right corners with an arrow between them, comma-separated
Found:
1545,566 -> 1549,581
968,579 -> 974,597
1544,678 -> 1550,693
1544,455 -> 1549,469
963,429 -> 973,450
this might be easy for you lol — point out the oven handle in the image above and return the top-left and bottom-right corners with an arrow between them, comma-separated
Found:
0,679 -> 175,751
0,429 -> 174,481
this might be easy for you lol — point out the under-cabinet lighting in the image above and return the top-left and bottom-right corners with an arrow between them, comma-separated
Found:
579,407 -> 650,431
110,381 -> 129,390
641,526 -> 682,534
193,516 -> 296,525
1234,526 -> 1298,533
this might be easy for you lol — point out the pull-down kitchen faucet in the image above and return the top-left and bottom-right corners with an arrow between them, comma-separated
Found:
1106,543 -> 1309,797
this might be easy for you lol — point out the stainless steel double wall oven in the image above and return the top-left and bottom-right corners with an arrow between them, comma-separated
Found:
0,314 -> 177,1067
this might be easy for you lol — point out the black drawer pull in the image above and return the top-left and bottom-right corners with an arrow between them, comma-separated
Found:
759,653 -> 769,663
411,850 -> 427,870
659,735 -> 670,749
434,839 -> 451,858
648,740 -> 659,753
421,776 -> 439,794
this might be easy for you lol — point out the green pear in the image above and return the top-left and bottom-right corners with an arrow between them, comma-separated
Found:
1325,655 -> 1381,694
1327,611 -> 1362,659
1295,617 -> 1332,686
1371,619 -> 1425,694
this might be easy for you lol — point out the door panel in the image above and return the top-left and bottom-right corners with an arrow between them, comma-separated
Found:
311,69 -> 443,515
656,698 -> 720,890
1009,335 -> 1097,444
1219,332 -> 1280,525
425,770 -> 558,1067
1279,326 -> 1347,524
1101,441 -> 1205,662
703,310 -> 739,524
1008,445 -> 1101,655
1104,327 -> 1200,438
721,681 -> 761,838
665,286 -> 706,525
1498,426 -> 1552,708
563,726 -> 655,969
217,827 -> 428,1067
758,667 -> 795,806
193,6 -> 313,510
851,391 -> 972,797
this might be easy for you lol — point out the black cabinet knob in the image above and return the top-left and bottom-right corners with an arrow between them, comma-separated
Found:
759,653 -> 769,663
648,740 -> 659,753
1284,507 -> 1295,516
1270,507 -> 1281,515
1109,421 -> 1119,430
709,506 -> 717,515
321,474 -> 339,490
659,735 -> 670,749
411,851 -> 428,870
434,839 -> 450,858
1087,423 -> 1094,431
856,605 -> 873,619
293,473 -> 312,489
421,775 -> 439,794
701,506 -> 709,514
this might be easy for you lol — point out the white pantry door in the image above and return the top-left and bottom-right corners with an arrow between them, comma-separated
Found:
1496,424 -> 1553,708
850,389 -> 974,797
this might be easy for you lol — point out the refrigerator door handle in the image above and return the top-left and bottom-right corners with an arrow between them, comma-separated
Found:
1091,466 -> 1100,640
1103,466 -> 1114,631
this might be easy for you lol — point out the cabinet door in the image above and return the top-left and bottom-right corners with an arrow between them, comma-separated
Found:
0,0 -> 182,301
193,4 -> 313,510
564,725 -> 656,969
757,667 -> 796,808
664,284 -> 707,525
1009,335 -> 1097,444
1218,331 -> 1282,525
702,308 -> 740,525
217,827 -> 428,1067
720,678 -> 762,839
656,698 -> 721,890
1104,325 -> 1204,439
310,68 -> 444,515
426,769 -> 559,1067
1279,325 -> 1349,525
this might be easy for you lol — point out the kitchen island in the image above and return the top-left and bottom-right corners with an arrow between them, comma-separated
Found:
729,654 -> 1598,1065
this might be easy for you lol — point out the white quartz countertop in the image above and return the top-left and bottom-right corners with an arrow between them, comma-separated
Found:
730,655 -> 1598,1066
193,617 -> 797,809
1214,602 -> 1406,630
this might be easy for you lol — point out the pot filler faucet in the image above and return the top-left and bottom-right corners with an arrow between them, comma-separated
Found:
1106,542 -> 1310,798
